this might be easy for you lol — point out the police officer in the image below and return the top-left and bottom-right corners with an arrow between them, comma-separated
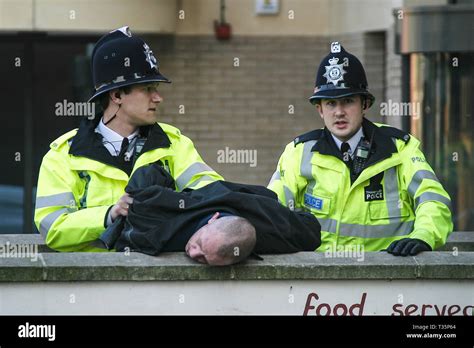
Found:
268,42 -> 453,256
35,27 -> 223,251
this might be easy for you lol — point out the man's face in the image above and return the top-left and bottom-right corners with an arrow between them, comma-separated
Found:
316,95 -> 366,142
185,212 -> 231,266
118,82 -> 163,126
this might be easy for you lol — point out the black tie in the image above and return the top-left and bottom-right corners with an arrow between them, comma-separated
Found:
117,137 -> 133,175
119,137 -> 129,158
341,142 -> 352,163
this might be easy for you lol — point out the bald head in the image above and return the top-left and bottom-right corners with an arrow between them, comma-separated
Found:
185,213 -> 256,266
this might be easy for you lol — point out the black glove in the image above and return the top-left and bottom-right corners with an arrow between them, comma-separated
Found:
386,238 -> 432,256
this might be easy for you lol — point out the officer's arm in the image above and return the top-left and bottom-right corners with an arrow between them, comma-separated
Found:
170,132 -> 224,191
402,142 -> 453,250
34,151 -> 111,252
268,143 -> 301,210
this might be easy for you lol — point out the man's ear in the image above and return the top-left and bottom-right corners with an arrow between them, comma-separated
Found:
361,96 -> 369,111
109,89 -> 121,103
208,212 -> 220,224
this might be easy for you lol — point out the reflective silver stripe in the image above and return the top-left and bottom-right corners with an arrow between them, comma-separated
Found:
176,162 -> 214,191
408,170 -> 439,197
415,192 -> 451,210
300,140 -> 317,180
187,175 -> 215,189
339,220 -> 414,238
384,167 -> 400,219
39,208 -> 69,237
318,218 -> 338,234
268,170 -> 281,186
283,185 -> 295,209
319,218 -> 414,238
300,140 -> 317,196
35,192 -> 75,209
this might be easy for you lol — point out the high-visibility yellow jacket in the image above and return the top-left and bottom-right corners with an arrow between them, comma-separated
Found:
268,118 -> 453,252
35,120 -> 223,252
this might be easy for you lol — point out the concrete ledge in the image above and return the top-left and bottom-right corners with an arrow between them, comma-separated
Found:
0,234 -> 55,252
1,251 -> 473,282
0,232 -> 472,282
2,231 -> 472,253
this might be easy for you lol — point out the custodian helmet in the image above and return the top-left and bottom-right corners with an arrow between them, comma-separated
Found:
309,42 -> 375,108
88,26 -> 170,102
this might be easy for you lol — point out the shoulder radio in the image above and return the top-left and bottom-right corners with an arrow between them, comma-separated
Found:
352,130 -> 375,176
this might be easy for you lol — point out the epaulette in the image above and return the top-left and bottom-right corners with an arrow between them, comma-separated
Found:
159,122 -> 181,138
378,125 -> 411,144
50,129 -> 78,151
294,129 -> 324,146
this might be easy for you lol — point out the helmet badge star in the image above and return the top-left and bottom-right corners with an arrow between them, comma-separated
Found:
143,43 -> 158,70
323,57 -> 346,86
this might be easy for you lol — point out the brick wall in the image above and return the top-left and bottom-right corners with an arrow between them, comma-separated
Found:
145,33 -> 388,185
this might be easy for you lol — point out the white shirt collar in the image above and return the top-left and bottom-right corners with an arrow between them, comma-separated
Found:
96,118 -> 138,142
95,118 -> 139,156
331,126 -> 364,157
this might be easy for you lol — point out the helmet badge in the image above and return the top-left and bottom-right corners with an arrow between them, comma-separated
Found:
331,42 -> 341,53
323,56 -> 346,86
143,43 -> 158,70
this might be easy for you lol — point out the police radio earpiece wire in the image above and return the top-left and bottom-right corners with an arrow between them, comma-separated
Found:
368,127 -> 375,151
104,92 -> 121,126
102,91 -> 123,156
101,90 -> 145,164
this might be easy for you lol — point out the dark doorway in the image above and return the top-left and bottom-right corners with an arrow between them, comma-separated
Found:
0,33 -> 99,233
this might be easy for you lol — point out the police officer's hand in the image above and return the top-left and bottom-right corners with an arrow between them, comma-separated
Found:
386,238 -> 432,256
110,193 -> 134,221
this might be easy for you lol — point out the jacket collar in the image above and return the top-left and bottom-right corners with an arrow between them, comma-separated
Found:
69,114 -> 172,171
312,117 -> 398,168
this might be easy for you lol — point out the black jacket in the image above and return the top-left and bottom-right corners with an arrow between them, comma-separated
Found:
100,163 -> 321,256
